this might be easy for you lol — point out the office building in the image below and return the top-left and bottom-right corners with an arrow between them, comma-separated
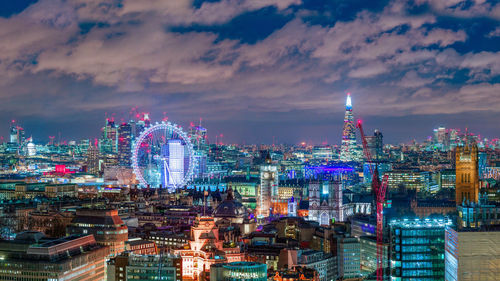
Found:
87,143 -> 100,175
100,118 -> 119,154
0,232 -> 109,281
365,129 -> 383,160
457,193 -> 500,229
359,235 -> 389,277
67,208 -> 128,257
389,218 -> 451,280
445,227 -> 500,281
385,170 -> 428,191
118,122 -> 132,166
337,237 -> 361,279
297,249 -> 337,281
107,252 -> 182,281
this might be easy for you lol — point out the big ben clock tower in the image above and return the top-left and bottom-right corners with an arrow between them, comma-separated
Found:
258,152 -> 278,218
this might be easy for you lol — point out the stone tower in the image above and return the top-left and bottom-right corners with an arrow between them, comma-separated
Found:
455,142 -> 479,205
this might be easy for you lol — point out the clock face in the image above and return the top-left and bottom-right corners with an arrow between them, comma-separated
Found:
263,172 -> 270,179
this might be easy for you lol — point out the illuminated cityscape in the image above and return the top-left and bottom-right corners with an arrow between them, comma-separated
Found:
1,1 -> 500,281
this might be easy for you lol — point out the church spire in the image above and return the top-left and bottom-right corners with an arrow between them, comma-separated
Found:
265,151 -> 272,164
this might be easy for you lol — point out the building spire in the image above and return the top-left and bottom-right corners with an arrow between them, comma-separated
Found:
340,92 -> 356,161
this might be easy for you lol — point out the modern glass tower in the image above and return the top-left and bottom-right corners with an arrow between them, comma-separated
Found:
340,93 -> 357,162
389,218 -> 451,280
118,122 -> 132,166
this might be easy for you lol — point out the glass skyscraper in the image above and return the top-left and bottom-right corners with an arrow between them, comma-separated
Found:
340,93 -> 357,162
389,218 -> 451,280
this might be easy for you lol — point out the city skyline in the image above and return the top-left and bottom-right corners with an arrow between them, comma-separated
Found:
0,0 -> 499,143
2,98 -> 497,146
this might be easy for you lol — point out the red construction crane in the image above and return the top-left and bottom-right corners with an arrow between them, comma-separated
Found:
357,120 -> 388,281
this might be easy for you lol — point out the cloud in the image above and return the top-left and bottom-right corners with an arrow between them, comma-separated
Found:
416,0 -> 500,20
398,71 -> 433,88
348,62 -> 389,78
118,0 -> 301,25
0,0 -> 499,142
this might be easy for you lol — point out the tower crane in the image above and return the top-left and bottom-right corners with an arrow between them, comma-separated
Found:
357,120 -> 388,281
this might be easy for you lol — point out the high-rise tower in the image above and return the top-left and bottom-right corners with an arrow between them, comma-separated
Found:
100,119 -> 118,154
455,141 -> 479,205
9,123 -> 18,144
118,123 -> 132,166
340,93 -> 357,162
87,144 -> 100,176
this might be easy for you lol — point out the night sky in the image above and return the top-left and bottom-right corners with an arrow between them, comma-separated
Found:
0,0 -> 499,144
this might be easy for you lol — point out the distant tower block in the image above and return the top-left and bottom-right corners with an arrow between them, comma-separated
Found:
340,93 -> 357,162
455,141 -> 479,205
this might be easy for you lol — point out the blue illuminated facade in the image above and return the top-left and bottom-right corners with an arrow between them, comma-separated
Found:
389,218 -> 451,281
304,164 -> 355,181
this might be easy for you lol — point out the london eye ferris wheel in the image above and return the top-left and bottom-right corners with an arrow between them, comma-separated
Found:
131,122 -> 195,192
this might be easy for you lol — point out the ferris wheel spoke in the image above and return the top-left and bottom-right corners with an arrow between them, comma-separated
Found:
131,122 -> 195,191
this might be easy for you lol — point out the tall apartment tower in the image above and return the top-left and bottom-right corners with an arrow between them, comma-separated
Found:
340,93 -> 357,162
455,142 -> 479,205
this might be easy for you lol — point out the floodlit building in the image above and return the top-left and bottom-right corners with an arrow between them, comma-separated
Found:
107,252 -> 182,281
455,142 -> 479,205
258,152 -> 278,218
210,262 -> 267,281
174,216 -> 245,280
308,181 -> 343,225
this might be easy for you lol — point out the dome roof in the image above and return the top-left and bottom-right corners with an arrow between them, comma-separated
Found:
213,187 -> 247,218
